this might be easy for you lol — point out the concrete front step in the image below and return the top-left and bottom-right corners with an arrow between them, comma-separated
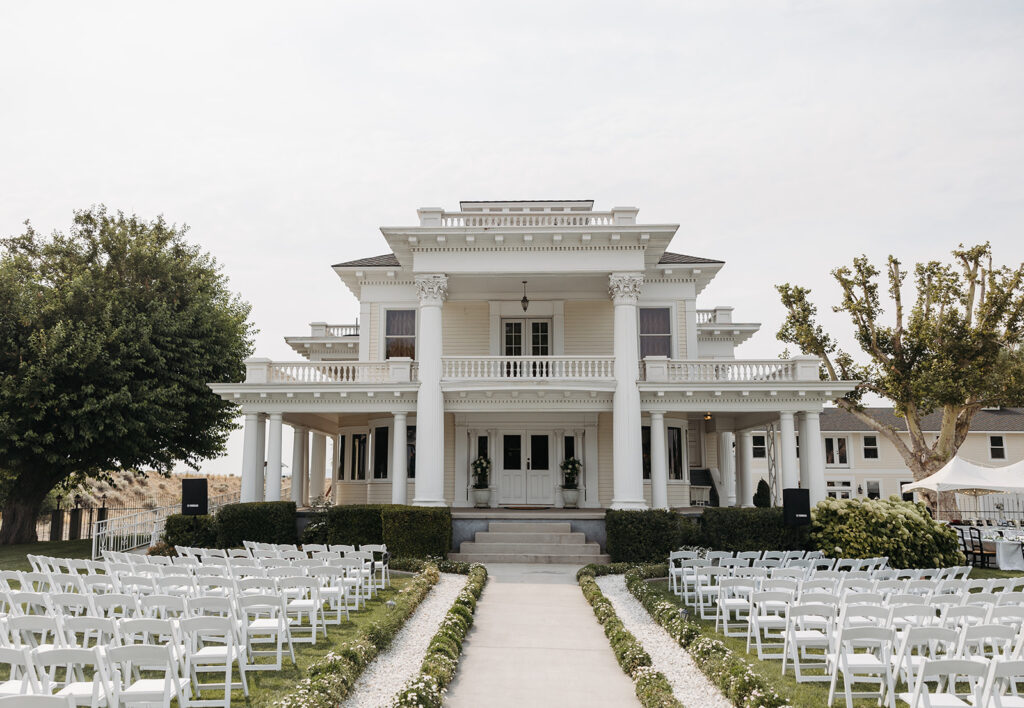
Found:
486,521 -> 573,534
448,552 -> 612,564
473,531 -> 587,544
459,541 -> 603,555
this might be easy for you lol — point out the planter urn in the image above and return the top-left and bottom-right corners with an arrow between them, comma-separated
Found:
472,487 -> 492,508
562,487 -> 580,508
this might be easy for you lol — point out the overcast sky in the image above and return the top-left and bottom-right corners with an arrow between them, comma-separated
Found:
3,1 -> 1023,479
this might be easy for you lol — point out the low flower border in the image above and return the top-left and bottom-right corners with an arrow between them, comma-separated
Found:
578,563 -> 792,708
391,563 -> 489,707
274,563 -> 441,708
578,571 -> 682,707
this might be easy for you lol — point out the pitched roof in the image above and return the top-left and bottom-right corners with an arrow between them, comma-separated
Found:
819,407 -> 1024,432
658,252 -> 724,265
333,253 -> 400,268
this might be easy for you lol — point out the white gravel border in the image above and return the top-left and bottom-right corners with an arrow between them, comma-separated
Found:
342,573 -> 464,708
597,575 -> 733,708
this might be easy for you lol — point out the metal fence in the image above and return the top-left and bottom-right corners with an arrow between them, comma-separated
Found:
90,491 -> 240,559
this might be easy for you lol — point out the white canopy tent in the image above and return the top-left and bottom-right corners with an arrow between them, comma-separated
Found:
902,456 -> 1024,495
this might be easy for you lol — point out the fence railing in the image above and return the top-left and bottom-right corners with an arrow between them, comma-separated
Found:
441,356 -> 615,380
90,490 -> 240,559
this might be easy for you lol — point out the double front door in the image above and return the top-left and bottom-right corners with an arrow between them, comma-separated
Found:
498,431 -> 554,505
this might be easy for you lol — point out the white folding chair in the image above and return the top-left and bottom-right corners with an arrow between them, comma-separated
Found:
32,647 -> 114,708
901,657 -> 988,708
308,567 -> 352,624
985,658 -> 1024,708
0,696 -> 76,707
0,647 -> 42,698
238,594 -> 296,672
107,644 -> 190,708
825,625 -> 896,708
890,625 -> 958,686
957,623 -> 1016,661
179,616 -> 249,708
782,603 -> 836,682
277,577 -> 323,644
746,590 -> 791,660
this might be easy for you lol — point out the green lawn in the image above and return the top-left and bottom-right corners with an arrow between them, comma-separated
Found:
646,569 -> 1024,708
0,539 -> 92,571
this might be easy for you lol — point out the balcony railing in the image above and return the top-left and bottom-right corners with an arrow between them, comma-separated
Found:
640,357 -> 820,383
244,358 -> 416,384
695,307 -> 733,324
436,212 -> 616,228
442,356 -> 615,380
308,322 -> 359,337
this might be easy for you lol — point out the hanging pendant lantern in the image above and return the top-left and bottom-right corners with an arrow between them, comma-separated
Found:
521,280 -> 529,312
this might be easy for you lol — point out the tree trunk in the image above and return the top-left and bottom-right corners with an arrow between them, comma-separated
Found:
0,486 -> 51,545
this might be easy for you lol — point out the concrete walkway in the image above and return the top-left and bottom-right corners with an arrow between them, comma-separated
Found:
445,564 -> 639,708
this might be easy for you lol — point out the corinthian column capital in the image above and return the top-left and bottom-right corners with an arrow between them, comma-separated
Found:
608,272 -> 644,304
415,274 -> 448,306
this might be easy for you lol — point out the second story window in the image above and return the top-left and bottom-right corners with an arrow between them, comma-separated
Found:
991,435 -> 1006,460
752,434 -> 767,458
385,309 -> 416,359
824,436 -> 848,467
639,307 -> 672,359
863,435 -> 879,459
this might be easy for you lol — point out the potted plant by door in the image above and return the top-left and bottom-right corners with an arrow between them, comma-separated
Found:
471,455 -> 492,508
560,456 -> 582,508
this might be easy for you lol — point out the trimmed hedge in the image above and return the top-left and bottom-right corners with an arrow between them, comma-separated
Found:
163,514 -> 217,549
392,564 -> 488,707
215,501 -> 297,548
577,571 -> 681,707
382,507 -> 451,559
326,504 -> 452,558
274,564 -> 441,708
605,510 -> 700,563
700,507 -> 810,553
326,505 -> 386,547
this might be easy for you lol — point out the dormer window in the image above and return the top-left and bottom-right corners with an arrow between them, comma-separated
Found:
385,310 -> 416,359
639,307 -> 672,359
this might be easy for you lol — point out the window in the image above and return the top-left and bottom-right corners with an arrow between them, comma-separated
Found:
863,435 -> 879,459
350,433 -> 367,480
503,435 -> 521,470
668,427 -> 684,480
564,435 -> 576,460
865,480 -> 881,500
991,435 -> 1006,460
529,435 -> 549,470
824,436 -> 849,467
639,308 -> 672,360
796,434 -> 800,459
826,479 -> 852,499
336,436 -> 346,479
385,310 -> 416,359
373,427 -> 389,479
752,434 -> 767,459
641,426 -> 651,479
407,426 -> 417,479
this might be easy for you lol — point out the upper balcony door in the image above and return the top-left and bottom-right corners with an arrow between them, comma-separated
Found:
503,319 -> 551,356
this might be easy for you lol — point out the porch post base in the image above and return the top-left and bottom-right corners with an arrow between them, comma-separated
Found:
610,499 -> 648,510
411,498 -> 448,507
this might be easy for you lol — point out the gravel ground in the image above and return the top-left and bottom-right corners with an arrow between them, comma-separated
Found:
596,575 -> 733,708
342,573 -> 464,708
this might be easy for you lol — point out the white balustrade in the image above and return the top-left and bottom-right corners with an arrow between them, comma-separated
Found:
326,324 -> 359,337
642,359 -> 802,383
690,486 -> 712,507
268,361 -> 403,384
438,211 -> 615,228
696,309 -> 716,324
441,356 -> 615,380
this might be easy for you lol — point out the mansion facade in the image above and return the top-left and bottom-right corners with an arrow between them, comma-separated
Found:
209,200 -> 856,510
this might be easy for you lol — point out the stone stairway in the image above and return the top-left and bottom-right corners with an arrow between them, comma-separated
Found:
449,521 -> 610,564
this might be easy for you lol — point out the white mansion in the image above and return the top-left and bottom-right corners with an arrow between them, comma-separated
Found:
209,200 -> 856,511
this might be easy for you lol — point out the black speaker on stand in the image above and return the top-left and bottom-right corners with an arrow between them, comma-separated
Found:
182,478 -> 208,515
783,488 -> 811,526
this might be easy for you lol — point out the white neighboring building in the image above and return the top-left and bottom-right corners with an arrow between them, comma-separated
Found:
748,407 -> 1024,515
209,200 -> 856,510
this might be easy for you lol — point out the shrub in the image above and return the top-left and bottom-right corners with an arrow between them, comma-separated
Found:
605,509 -> 692,562
382,506 -> 451,558
753,479 -> 771,508
146,540 -> 177,557
326,505 -> 385,546
811,496 -> 965,569
163,514 -> 217,549
700,507 -> 809,552
215,501 -> 297,548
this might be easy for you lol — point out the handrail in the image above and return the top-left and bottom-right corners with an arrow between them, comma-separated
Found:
441,356 -> 615,380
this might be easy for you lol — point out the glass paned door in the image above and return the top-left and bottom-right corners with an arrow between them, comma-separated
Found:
498,433 -> 526,504
503,319 -> 552,377
525,433 -> 554,505
498,432 -> 555,506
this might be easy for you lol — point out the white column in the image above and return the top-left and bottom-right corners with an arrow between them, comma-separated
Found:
650,411 -> 669,510
291,427 -> 305,505
254,414 -> 267,501
266,414 -> 283,502
718,431 -> 737,506
554,429 -> 565,508
610,272 -> 646,509
413,274 -> 448,506
737,431 -> 754,507
309,432 -> 327,502
332,434 -> 344,505
240,413 -> 261,503
801,411 -> 826,506
392,412 -> 408,505
779,412 -> 799,490
301,432 -> 310,506
487,428 -> 499,509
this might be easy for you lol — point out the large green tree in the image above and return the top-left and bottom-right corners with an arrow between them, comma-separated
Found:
777,244 -> 1024,515
0,207 -> 254,543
